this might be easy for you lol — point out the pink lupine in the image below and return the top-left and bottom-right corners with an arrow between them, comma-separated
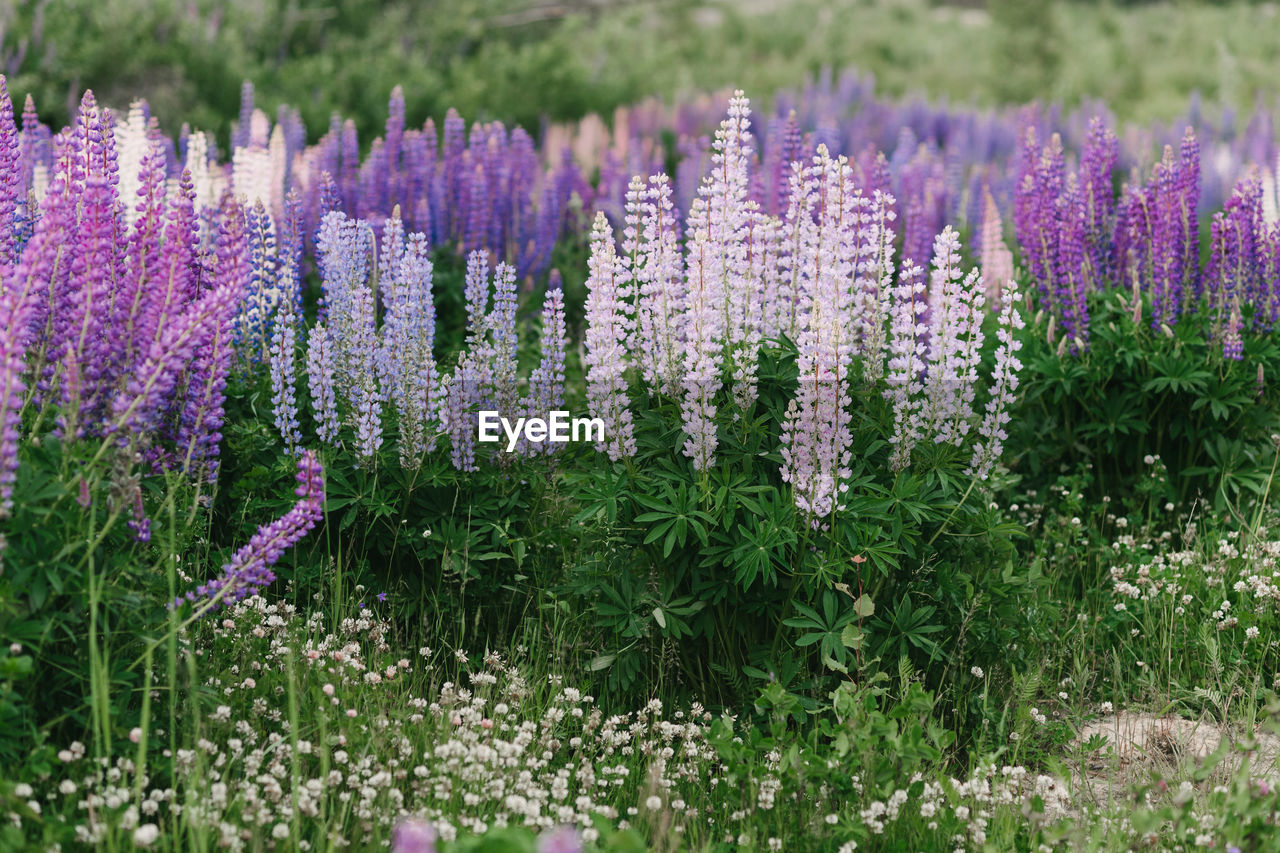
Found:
978,185 -> 1014,308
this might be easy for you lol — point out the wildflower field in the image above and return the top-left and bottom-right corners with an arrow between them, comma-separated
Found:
3,3 -> 1280,851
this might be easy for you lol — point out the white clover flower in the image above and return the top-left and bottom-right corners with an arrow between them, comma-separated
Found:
970,666 -> 984,678
645,795 -> 662,810
133,824 -> 160,847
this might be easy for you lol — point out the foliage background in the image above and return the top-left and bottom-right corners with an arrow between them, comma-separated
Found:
3,0 -> 1279,147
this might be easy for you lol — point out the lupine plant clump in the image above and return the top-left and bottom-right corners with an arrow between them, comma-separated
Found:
1,63 -> 1280,853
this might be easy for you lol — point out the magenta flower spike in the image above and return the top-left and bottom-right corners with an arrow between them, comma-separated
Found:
180,449 -> 324,610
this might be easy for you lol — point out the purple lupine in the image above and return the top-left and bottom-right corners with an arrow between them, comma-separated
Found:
0,183 -> 66,515
174,195 -> 248,481
446,361 -> 484,473
269,310 -> 302,455
968,278 -> 1025,478
1079,117 -> 1118,285
232,81 -> 254,152
110,278 -> 240,437
1054,176 -> 1090,346
306,323 -> 340,446
1205,178 -> 1265,341
0,76 -> 21,275
121,136 -> 169,373
180,450 -> 324,610
583,212 -> 635,461
235,200 -> 279,364
463,249 -> 490,348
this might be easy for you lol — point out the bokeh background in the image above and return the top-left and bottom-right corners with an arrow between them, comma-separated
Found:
1,0 -> 1275,147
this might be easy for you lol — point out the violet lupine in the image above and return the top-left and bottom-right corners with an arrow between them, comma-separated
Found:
269,310 -> 303,455
180,450 -> 324,611
1205,177 -> 1266,347
306,323 -> 340,445
922,227 -> 986,447
174,195 -> 248,481
234,200 -> 280,364
884,262 -> 929,472
968,278 -> 1025,479
0,76 -> 21,275
583,212 -> 635,461
523,282 -> 567,456
446,361 -> 484,473
110,279 -> 240,437
1079,117 -> 1119,285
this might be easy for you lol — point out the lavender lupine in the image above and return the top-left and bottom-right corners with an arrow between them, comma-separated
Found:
181,450 -> 324,610
778,147 -> 859,523
489,262 -> 520,420
524,282 -> 567,456
583,212 -> 635,461
922,227 -> 986,447
884,262 -> 929,472
968,278 -> 1025,479
269,310 -> 303,455
680,92 -> 753,470
306,323 -> 340,445
852,189 -> 897,380
631,174 -> 685,395
384,232 -> 442,466
1205,178 -> 1266,349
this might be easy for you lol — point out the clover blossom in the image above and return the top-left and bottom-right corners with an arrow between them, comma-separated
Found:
583,212 -> 635,461
180,450 -> 324,610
